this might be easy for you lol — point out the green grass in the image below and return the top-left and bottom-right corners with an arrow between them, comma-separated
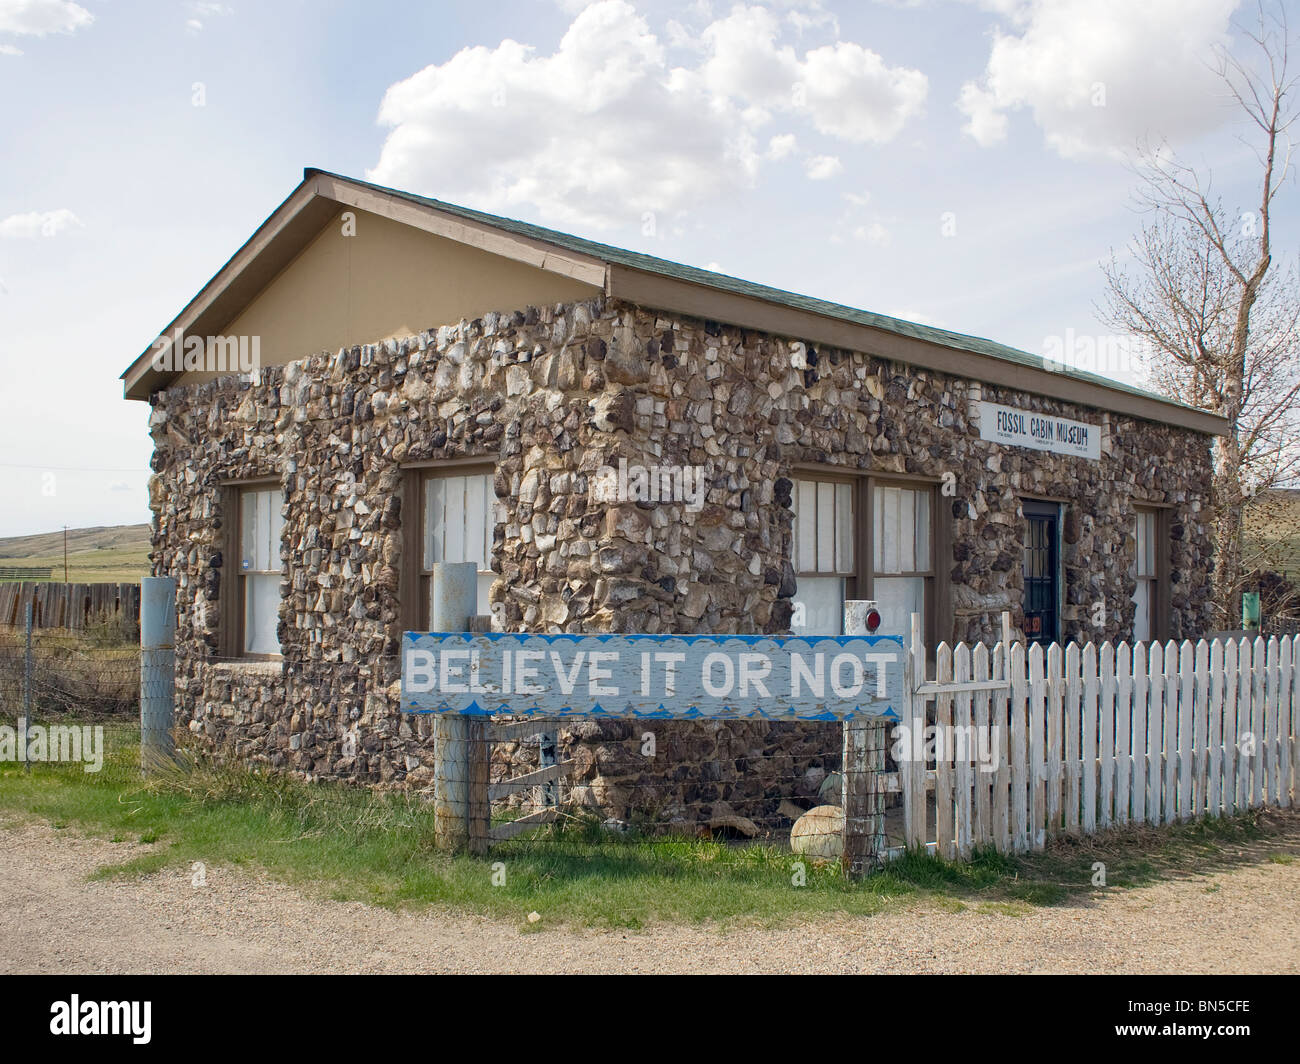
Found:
0,723 -> 1292,929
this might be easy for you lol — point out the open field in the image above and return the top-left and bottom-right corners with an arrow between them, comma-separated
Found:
0,524 -> 150,584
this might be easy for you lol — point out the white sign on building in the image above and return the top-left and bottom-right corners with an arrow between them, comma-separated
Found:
977,400 -> 1101,461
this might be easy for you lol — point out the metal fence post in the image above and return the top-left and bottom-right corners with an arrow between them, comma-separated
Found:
140,576 -> 177,774
431,562 -> 489,853
21,602 -> 32,774
842,601 -> 887,877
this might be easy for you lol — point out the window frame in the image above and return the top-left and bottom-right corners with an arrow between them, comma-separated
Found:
401,462 -> 498,632
1132,503 -> 1171,643
219,479 -> 284,661
790,467 -> 947,645
1021,497 -> 1062,646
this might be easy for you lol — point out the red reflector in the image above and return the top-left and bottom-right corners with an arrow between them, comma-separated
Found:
866,609 -> 881,632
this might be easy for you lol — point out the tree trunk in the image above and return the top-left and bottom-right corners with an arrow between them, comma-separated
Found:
1212,432 -> 1244,629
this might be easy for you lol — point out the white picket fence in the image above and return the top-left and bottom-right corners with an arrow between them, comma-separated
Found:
895,617 -> 1299,859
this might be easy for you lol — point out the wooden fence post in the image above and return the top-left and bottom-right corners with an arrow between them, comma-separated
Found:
430,562 -> 489,854
841,601 -> 887,878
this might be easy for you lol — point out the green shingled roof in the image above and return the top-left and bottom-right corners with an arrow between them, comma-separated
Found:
308,168 -> 1204,417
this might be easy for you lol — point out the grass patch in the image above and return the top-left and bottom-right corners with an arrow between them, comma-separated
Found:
1,723 -> 1294,929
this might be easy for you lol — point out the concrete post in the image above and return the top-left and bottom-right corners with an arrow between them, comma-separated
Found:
842,600 -> 888,877
431,562 -> 484,852
140,576 -> 177,774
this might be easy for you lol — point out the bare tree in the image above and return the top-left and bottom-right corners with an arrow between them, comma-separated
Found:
1101,1 -> 1299,627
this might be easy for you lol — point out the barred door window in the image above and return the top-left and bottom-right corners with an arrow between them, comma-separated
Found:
1022,501 -> 1059,646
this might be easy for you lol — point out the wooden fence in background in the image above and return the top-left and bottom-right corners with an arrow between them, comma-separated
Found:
897,626 -> 1298,858
0,581 -> 140,631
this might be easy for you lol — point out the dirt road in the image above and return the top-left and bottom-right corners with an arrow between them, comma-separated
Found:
2,818 -> 1297,974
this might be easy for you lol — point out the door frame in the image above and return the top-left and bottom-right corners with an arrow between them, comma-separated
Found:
1021,498 -> 1062,646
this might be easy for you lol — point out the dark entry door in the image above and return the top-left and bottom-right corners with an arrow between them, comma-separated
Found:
1022,501 -> 1059,646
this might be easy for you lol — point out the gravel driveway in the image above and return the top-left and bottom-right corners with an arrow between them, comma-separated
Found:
2,816 -> 1297,974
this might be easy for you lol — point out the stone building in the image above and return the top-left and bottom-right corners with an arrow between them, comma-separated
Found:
121,169 -> 1225,821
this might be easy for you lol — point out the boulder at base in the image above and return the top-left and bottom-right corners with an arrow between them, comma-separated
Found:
789,805 -> 843,860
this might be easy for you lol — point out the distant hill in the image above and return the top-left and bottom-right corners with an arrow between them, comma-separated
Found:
0,524 -> 151,583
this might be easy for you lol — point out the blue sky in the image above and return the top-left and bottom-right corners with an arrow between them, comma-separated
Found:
0,0 -> 1293,537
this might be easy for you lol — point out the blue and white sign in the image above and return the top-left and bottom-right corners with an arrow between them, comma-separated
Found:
401,632 -> 906,721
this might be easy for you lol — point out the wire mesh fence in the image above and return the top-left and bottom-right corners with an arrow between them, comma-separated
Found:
422,717 -> 901,860
0,619 -> 138,724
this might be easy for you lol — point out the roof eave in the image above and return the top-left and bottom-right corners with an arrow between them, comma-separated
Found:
122,170 -> 1228,439
606,264 -> 1229,437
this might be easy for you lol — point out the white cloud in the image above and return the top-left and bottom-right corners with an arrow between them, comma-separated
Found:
853,221 -> 889,245
888,307 -> 945,328
0,42 -> 20,54
699,5 -> 927,143
767,132 -> 798,159
185,1 -> 231,33
0,208 -> 83,238
805,153 -> 843,179
370,0 -> 926,228
957,82 -> 1007,147
957,0 -> 1240,157
0,0 -> 93,37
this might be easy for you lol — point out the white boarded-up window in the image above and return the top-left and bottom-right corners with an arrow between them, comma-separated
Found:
793,478 -> 854,576
422,471 -> 499,619
239,486 -> 284,656
792,477 -> 853,636
1133,508 -> 1159,643
791,475 -> 936,639
872,483 -> 932,639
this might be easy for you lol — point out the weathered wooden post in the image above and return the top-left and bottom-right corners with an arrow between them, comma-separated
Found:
842,600 -> 888,877
139,576 -> 177,774
21,602 -> 32,774
430,562 -> 490,853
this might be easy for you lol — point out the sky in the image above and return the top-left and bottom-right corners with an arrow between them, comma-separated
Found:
0,0 -> 1294,538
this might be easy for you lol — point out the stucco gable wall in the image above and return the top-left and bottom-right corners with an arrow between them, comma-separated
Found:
172,207 -> 600,387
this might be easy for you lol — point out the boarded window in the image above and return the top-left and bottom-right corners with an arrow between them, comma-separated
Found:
1133,508 -> 1159,643
872,483 -> 932,639
793,478 -> 854,576
791,476 -> 935,638
422,471 -> 499,622
239,487 -> 283,656
792,477 -> 853,637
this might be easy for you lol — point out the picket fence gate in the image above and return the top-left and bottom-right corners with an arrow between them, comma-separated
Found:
893,614 -> 1299,859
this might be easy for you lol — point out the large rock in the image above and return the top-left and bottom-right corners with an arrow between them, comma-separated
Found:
790,805 -> 843,860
